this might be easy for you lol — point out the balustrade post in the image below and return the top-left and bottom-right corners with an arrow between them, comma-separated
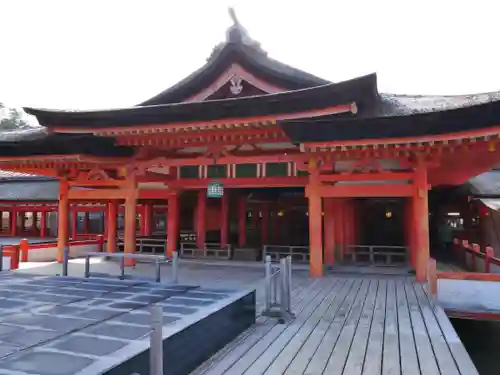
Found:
62,246 -> 69,276
84,255 -> 90,278
19,239 -> 29,263
427,258 -> 437,305
485,246 -> 494,273
172,251 -> 179,284
264,255 -> 272,312
471,243 -> 480,271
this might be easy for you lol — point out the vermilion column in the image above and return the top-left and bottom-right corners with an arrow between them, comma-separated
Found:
57,179 -> 69,263
196,190 -> 206,249
413,160 -> 430,282
40,210 -> 47,238
405,199 -> 414,268
333,200 -> 344,261
143,203 -> 153,236
167,194 -> 180,257
83,212 -> 89,234
10,210 -> 17,236
220,193 -> 229,247
238,197 -> 246,247
270,209 -> 277,244
71,208 -> 78,239
261,203 -> 269,245
308,171 -> 323,277
323,198 -> 335,265
124,187 -> 138,267
107,201 -> 118,253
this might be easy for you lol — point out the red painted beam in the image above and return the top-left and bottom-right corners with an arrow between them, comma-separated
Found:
168,177 -> 308,189
306,184 -> 414,198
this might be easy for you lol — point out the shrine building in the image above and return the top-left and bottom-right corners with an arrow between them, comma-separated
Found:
2,12 -> 500,281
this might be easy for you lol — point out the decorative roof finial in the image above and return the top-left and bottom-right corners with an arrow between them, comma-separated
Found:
228,7 -> 240,27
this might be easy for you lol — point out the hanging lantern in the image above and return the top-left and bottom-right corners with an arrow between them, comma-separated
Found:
207,180 -> 224,198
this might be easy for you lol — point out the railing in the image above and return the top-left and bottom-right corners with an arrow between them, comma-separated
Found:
262,255 -> 294,322
64,250 -> 180,284
344,245 -> 409,265
262,245 -> 309,263
179,242 -> 232,260
451,237 -> 500,274
117,237 -> 166,254
0,245 -> 20,271
18,236 -> 104,263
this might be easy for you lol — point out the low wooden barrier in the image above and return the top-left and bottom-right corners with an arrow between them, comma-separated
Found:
262,245 -> 309,263
179,242 -> 232,260
345,245 -> 409,265
451,237 -> 500,274
17,235 -> 104,263
117,237 -> 166,254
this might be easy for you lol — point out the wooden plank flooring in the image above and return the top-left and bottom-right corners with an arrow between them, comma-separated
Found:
192,275 -> 479,375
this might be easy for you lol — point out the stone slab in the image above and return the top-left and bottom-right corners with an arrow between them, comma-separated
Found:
0,272 -> 256,375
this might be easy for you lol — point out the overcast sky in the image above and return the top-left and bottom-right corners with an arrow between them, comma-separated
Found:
1,0 -> 499,110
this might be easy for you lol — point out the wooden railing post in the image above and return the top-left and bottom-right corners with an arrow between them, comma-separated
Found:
19,239 -> 29,263
97,235 -> 104,252
462,240 -> 470,269
485,246 -> 494,273
10,246 -> 20,270
471,243 -> 480,272
427,258 -> 437,302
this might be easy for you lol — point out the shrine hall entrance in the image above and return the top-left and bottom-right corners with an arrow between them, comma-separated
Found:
343,198 -> 408,266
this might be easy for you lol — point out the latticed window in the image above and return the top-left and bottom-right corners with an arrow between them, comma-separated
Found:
179,166 -> 199,179
235,164 -> 257,178
266,162 -> 288,177
207,164 -> 227,178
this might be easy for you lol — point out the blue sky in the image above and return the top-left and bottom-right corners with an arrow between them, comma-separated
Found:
1,0 -> 499,109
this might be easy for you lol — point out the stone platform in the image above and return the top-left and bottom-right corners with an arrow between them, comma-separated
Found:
0,273 -> 255,375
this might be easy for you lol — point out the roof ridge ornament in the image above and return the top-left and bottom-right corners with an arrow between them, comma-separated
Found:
208,7 -> 267,61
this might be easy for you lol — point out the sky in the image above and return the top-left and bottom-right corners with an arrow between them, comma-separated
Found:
0,0 -> 499,110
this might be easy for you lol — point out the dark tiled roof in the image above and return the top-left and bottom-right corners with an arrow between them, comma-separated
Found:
0,133 -> 134,158
24,77 -> 376,129
139,24 -> 328,106
0,180 -> 59,201
280,91 -> 500,143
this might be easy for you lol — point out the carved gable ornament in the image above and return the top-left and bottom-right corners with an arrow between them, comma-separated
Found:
229,75 -> 243,95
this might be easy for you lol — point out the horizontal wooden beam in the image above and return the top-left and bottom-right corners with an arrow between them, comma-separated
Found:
135,152 -> 305,169
68,189 -> 126,200
306,183 -> 414,198
138,189 -> 178,200
319,172 -> 414,182
437,271 -> 500,282
168,176 -> 308,189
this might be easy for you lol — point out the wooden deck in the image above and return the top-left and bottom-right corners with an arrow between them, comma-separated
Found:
14,259 -> 479,375
192,276 -> 479,375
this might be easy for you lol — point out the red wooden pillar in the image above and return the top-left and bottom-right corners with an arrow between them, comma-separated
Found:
308,173 -> 323,277
10,210 -> 17,236
143,203 -> 153,236
83,212 -> 89,234
270,209 -> 277,244
57,179 -> 69,263
196,190 -> 206,249
333,199 -> 344,260
261,203 -> 269,245
167,194 -> 180,257
40,210 -> 47,238
107,201 -> 118,253
405,198 -> 415,268
238,197 -> 246,247
220,193 -> 229,247
124,185 -> 137,267
323,198 -> 335,265
71,207 -> 78,239
413,160 -> 430,282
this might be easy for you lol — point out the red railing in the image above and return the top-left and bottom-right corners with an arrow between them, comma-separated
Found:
449,237 -> 500,274
425,238 -> 500,300
17,235 -> 105,264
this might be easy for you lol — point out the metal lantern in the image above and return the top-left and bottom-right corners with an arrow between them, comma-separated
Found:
207,180 -> 224,198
